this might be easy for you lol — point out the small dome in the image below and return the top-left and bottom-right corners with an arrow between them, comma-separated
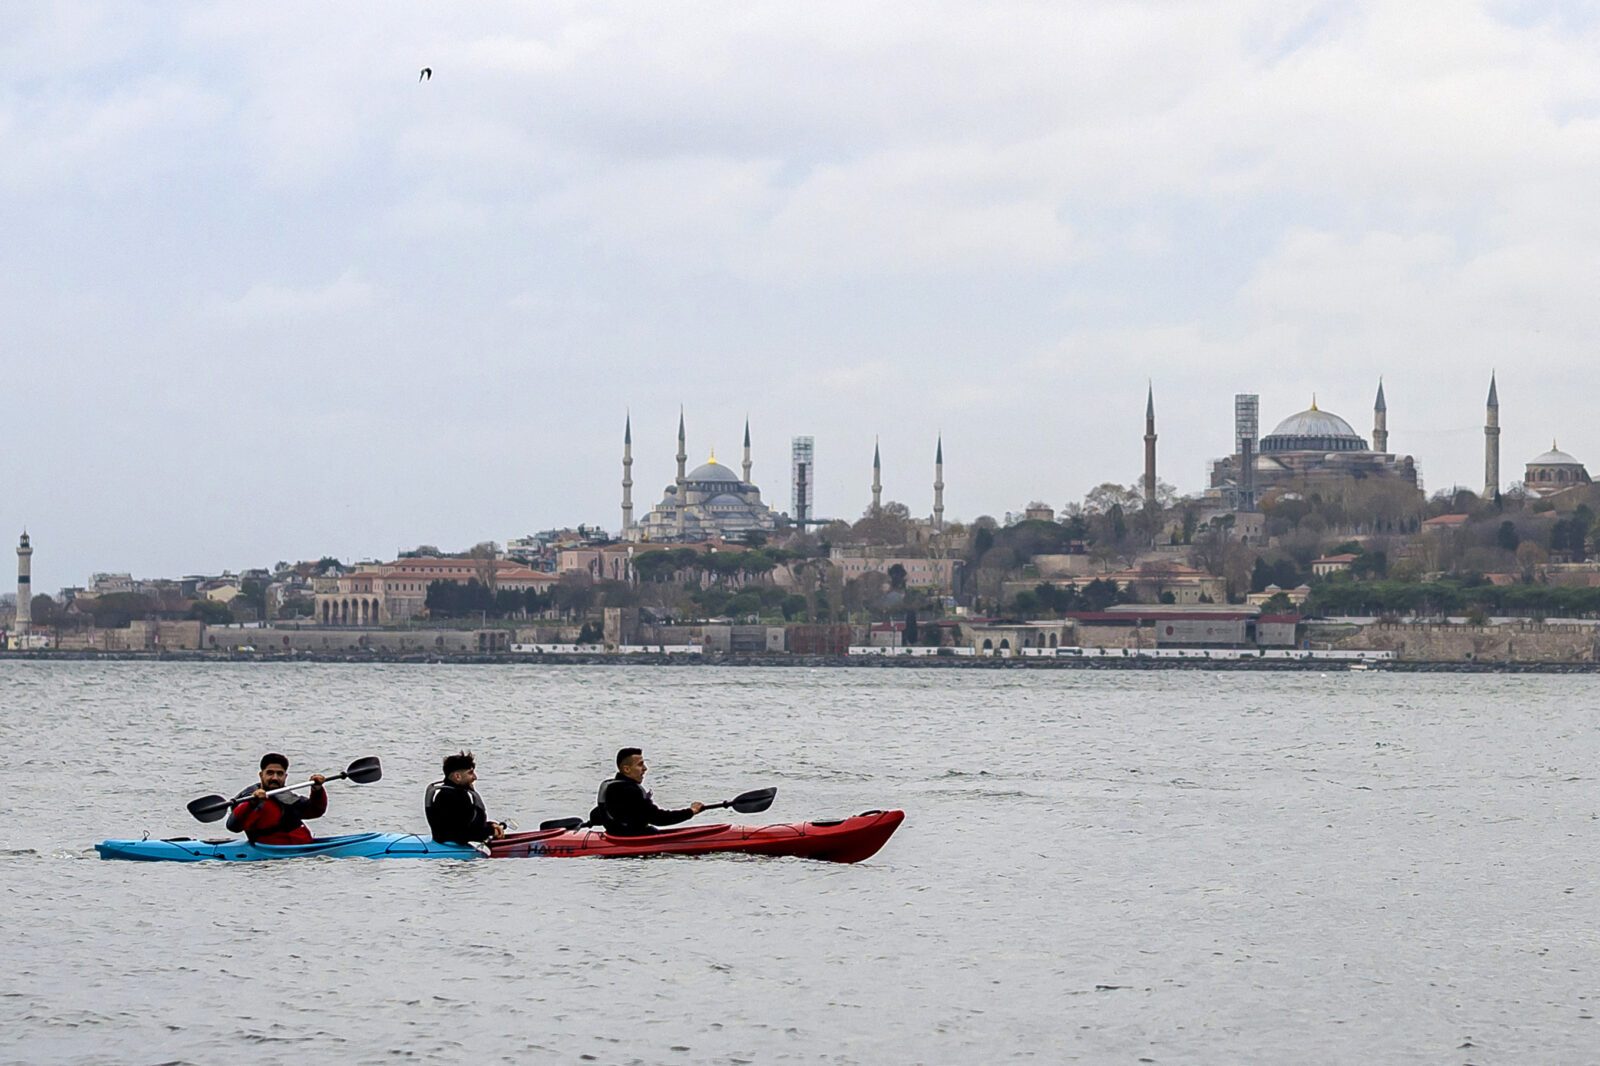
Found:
688,460 -> 741,482
1528,444 -> 1583,466
708,493 -> 745,507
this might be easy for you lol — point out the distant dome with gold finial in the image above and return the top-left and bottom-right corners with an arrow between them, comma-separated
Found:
1261,396 -> 1368,453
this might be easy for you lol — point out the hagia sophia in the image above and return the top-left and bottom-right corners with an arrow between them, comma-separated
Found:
1198,373 -> 1588,512
1205,381 -> 1419,509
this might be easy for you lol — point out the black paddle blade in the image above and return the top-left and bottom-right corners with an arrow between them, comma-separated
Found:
539,817 -> 584,831
344,756 -> 382,784
186,794 -> 234,823
728,787 -> 777,814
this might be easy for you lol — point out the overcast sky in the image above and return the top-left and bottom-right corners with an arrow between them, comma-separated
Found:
4,2 -> 1599,593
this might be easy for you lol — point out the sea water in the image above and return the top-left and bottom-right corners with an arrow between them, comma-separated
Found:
2,661 -> 1597,1064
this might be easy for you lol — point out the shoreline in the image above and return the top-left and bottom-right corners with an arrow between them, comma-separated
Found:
3,650 -> 1598,672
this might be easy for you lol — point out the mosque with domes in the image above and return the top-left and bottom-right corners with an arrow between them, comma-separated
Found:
627,413 -> 778,541
1208,383 -> 1419,505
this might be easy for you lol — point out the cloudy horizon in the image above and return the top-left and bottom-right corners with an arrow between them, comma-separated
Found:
5,2 -> 1598,593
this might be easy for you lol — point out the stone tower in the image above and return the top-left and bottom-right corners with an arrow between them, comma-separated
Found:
1372,380 -> 1388,454
621,413 -> 634,536
16,531 -> 32,635
871,439 -> 882,513
742,418 -> 752,484
1485,373 -> 1500,499
933,435 -> 945,532
1143,384 -> 1157,510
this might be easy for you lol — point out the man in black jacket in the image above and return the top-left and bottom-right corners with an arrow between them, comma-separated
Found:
425,751 -> 506,844
591,747 -> 705,836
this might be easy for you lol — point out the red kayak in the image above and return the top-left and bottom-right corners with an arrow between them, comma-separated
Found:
488,809 -> 904,864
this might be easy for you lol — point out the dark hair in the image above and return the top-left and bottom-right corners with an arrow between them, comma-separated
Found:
260,753 -> 289,771
616,747 -> 642,769
443,751 -> 476,776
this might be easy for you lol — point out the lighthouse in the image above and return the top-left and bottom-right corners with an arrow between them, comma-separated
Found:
16,532 -> 32,637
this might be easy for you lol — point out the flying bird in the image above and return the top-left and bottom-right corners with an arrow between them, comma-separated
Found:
419,67 -> 431,81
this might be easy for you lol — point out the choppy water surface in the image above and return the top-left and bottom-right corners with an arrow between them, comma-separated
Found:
2,662 -> 1598,1064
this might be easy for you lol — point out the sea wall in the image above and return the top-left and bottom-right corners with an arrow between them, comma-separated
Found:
1308,621 -> 1600,663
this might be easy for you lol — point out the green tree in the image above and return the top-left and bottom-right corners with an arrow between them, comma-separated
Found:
29,594 -> 59,626
187,599 -> 234,625
887,563 -> 907,591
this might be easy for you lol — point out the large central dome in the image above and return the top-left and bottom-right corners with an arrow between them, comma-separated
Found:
1261,403 -> 1367,453
687,459 -> 741,482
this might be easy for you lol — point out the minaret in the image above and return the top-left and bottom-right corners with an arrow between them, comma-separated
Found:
1142,383 -> 1157,510
1372,379 -> 1388,453
932,435 -> 945,532
621,413 -> 634,536
871,439 -> 882,513
675,408 -> 688,536
742,417 -> 752,484
16,532 -> 32,636
1484,372 -> 1500,498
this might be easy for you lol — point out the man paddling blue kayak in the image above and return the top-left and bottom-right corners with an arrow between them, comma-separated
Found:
425,751 -> 507,845
226,752 -> 326,845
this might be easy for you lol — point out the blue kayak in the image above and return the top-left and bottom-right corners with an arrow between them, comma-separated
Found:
94,832 -> 484,862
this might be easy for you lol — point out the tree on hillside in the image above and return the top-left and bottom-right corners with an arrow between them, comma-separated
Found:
188,599 -> 234,625
1083,482 -> 1142,515
853,501 -> 912,545
553,572 -> 595,619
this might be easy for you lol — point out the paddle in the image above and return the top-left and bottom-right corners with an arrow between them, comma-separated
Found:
540,817 -> 584,831
702,787 -> 777,814
185,756 -> 383,823
537,786 -> 778,831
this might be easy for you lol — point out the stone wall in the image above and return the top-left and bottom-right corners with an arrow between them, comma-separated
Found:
204,627 -> 500,653
1072,624 -> 1145,649
1309,621 -> 1600,663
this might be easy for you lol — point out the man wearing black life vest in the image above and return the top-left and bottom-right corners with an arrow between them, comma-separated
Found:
425,751 -> 506,844
590,747 -> 705,836
226,752 -> 326,845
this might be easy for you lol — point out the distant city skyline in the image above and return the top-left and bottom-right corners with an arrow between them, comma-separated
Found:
5,4 -> 1598,593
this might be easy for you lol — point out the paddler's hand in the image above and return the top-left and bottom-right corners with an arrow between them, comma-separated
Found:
309,774 -> 326,789
689,802 -> 705,814
491,823 -> 506,840
251,788 -> 268,802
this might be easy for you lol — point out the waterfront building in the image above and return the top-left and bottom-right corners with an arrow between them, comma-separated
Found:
829,549 -> 963,593
314,557 -> 559,625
